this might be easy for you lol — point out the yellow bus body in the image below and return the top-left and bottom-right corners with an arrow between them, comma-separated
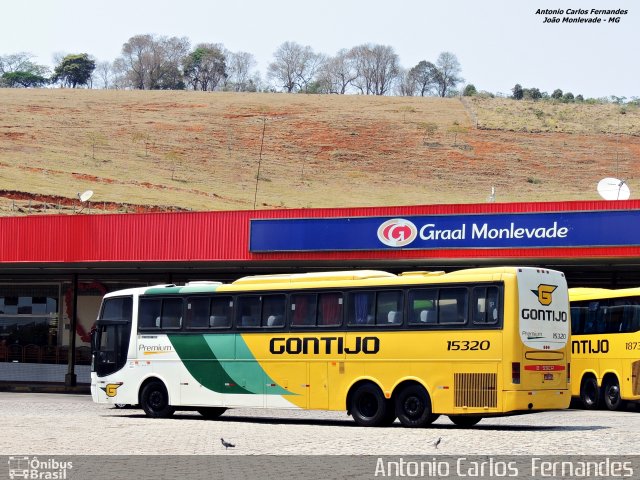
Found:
92,266 -> 571,427
569,287 -> 640,410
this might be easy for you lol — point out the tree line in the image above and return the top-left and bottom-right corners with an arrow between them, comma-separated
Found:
0,34 -> 634,104
0,34 -> 463,97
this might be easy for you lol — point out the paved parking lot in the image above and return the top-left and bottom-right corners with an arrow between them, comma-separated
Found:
0,392 -> 638,456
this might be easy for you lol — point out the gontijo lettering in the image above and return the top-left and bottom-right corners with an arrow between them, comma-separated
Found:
270,336 -> 380,355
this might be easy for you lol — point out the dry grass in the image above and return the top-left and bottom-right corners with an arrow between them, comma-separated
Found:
0,88 -> 638,216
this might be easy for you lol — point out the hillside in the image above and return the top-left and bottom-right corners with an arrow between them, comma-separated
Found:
0,88 -> 638,215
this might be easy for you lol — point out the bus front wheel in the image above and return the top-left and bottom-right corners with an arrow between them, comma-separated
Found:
580,377 -> 600,410
395,384 -> 439,428
602,377 -> 624,411
141,380 -> 175,418
350,383 -> 394,427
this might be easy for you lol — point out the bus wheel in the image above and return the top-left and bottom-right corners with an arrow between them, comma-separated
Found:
350,383 -> 393,427
448,415 -> 482,427
602,378 -> 624,411
141,380 -> 175,418
197,407 -> 227,419
580,377 -> 600,409
395,384 -> 438,428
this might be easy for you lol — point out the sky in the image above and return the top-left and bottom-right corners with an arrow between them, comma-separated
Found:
1,0 -> 637,99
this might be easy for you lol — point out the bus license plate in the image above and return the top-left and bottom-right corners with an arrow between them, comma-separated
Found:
544,373 -> 554,381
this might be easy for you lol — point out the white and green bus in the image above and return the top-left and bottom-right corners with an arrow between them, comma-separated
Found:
92,267 -> 571,427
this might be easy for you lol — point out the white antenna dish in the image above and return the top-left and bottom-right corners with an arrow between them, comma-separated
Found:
78,190 -> 94,202
597,178 -> 630,201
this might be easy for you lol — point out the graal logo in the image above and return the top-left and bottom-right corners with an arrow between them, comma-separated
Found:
377,219 -> 418,247
8,456 -> 73,479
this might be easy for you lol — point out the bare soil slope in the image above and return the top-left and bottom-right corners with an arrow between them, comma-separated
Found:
0,89 -> 638,215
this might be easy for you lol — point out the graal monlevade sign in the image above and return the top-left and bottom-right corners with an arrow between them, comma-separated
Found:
250,210 -> 640,252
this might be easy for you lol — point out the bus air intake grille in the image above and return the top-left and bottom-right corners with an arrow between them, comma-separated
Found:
454,373 -> 497,408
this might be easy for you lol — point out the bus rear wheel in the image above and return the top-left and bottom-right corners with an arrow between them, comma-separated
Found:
395,384 -> 438,428
197,407 -> 227,419
350,383 -> 394,427
580,377 -> 600,409
448,415 -> 482,427
141,380 -> 175,418
602,377 -> 624,411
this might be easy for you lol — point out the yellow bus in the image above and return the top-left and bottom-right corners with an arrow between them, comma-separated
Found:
91,266 -> 571,427
569,287 -> 640,410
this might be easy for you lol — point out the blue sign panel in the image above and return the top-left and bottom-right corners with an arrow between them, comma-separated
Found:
249,210 -> 640,252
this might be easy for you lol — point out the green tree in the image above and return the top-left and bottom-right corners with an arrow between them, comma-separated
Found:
408,60 -> 437,96
0,52 -> 50,87
183,44 -> 227,91
562,92 -> 574,102
462,84 -> 477,96
52,53 -> 96,88
551,88 -> 563,99
433,52 -> 463,97
511,84 -> 523,100
523,87 -> 542,100
1,71 -> 48,87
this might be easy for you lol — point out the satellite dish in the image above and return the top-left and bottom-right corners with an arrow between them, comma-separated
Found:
78,190 -> 94,202
597,178 -> 630,200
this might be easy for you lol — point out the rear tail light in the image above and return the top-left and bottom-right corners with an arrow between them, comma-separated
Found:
567,363 -> 570,384
512,362 -> 521,384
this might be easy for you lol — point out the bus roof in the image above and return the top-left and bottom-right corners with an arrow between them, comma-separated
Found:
104,266 -> 547,297
231,270 -> 396,285
569,286 -> 640,301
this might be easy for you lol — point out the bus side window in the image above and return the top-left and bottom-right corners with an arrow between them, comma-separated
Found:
209,296 -> 232,328
376,290 -> 403,325
581,301 -> 600,334
237,296 -> 260,327
161,298 -> 183,329
262,295 -> 286,327
439,288 -> 467,324
408,289 -> 436,325
186,297 -> 210,328
348,292 -> 375,325
291,293 -> 317,327
318,292 -> 342,326
139,298 -> 161,330
570,306 -> 585,334
472,286 -> 499,325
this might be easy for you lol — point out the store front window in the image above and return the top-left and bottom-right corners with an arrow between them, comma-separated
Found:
0,286 -> 60,364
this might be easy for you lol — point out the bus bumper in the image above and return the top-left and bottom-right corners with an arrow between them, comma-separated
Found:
503,389 -> 571,411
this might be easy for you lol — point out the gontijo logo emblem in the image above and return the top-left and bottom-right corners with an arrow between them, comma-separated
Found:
100,382 -> 123,397
532,284 -> 557,306
377,218 -> 418,247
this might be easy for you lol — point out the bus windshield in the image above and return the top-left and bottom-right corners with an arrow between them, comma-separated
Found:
93,296 -> 132,377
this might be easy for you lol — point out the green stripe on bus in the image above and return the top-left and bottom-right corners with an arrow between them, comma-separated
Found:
168,334 -> 290,396
207,335 -> 290,396
144,285 -> 221,295
168,334 -> 251,395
